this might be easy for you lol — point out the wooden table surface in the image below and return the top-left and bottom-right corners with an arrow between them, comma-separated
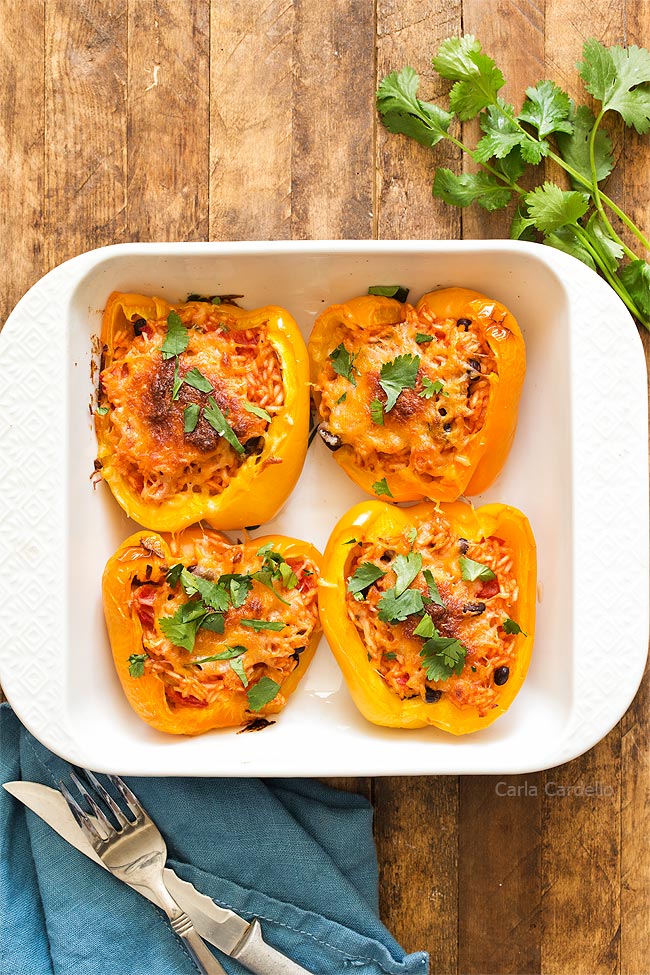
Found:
2,2 -> 649,973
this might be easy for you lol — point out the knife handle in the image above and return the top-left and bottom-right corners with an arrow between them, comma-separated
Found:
231,919 -> 315,975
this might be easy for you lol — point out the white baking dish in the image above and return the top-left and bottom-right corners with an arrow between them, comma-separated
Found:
0,240 -> 647,775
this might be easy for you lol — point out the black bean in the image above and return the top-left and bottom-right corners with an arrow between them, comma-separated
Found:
133,317 -> 147,336
318,425 -> 343,451
425,687 -> 442,703
467,357 -> 481,373
443,422 -> 452,433
457,317 -> 472,330
243,436 -> 265,456
463,601 -> 486,615
458,538 -> 469,554
291,645 -> 306,663
494,666 -> 510,686
380,550 -> 396,563
439,407 -> 447,416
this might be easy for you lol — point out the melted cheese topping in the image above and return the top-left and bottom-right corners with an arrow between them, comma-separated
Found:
99,304 -> 284,503
346,511 -> 519,716
314,304 -> 496,481
131,539 -> 319,711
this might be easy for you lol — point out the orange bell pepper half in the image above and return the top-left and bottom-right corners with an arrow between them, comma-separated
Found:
95,292 -> 310,531
319,500 -> 536,734
309,287 -> 525,502
103,527 -> 322,735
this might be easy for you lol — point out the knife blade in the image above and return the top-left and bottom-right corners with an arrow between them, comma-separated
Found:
4,781 -> 313,975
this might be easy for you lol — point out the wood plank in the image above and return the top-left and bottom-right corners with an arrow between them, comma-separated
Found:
127,0 -> 210,241
44,0 -> 127,265
459,774 -> 542,974
376,0 -> 462,240
375,5 -> 461,970
0,0 -> 45,327
290,0 -> 375,239
209,1 -> 294,241
373,775 -> 459,966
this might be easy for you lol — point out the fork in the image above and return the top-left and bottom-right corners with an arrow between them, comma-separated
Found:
60,769 -> 228,975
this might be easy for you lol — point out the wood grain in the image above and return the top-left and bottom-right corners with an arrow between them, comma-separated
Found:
0,0 -> 44,328
44,0 -> 127,265
127,0 -> 210,241
209,1 -> 294,240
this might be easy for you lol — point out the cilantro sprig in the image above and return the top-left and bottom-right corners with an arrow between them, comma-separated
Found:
379,354 -> 420,412
329,344 -> 359,385
377,37 -> 650,329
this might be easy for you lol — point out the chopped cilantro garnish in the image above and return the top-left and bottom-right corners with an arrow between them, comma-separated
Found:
193,645 -> 247,664
166,563 -> 185,587
407,526 -> 418,548
385,651 -> 398,660
230,656 -> 249,687
413,614 -> 435,638
367,284 -> 410,302
373,477 -> 393,498
370,398 -> 384,425
377,586 -> 424,622
336,392 -> 347,404
172,358 -> 183,400
379,354 -> 420,411
347,562 -> 386,598
161,310 -> 189,359
393,552 -> 423,595
247,676 -> 281,712
220,573 -> 253,608
201,613 -> 225,634
243,401 -> 273,422
203,396 -> 244,455
459,556 -> 497,582
415,332 -> 434,344
179,568 -> 230,612
183,403 -> 200,433
420,628 -> 467,682
278,562 -> 298,590
183,367 -> 213,393
240,619 -> 287,631
128,653 -> 148,678
423,568 -> 444,607
159,601 -> 209,653
95,405 -> 109,415
344,538 -> 358,545
419,376 -> 446,398
329,343 -> 359,385
503,616 -> 527,636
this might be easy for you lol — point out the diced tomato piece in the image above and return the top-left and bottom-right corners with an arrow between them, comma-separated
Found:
477,577 -> 500,599
133,584 -> 157,628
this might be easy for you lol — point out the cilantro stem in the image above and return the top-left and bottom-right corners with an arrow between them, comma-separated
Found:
587,109 -> 637,263
447,133 -> 526,194
573,225 -> 649,327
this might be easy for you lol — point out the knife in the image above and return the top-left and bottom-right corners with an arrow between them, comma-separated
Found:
4,781 -> 313,975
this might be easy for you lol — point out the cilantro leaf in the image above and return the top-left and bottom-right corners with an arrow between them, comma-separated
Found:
161,310 -> 189,359
459,556 -> 497,582
368,284 -> 410,302
370,399 -> 384,425
329,344 -> 358,385
518,80 -> 573,138
230,656 -> 249,687
96,405 -> 109,415
201,612 -> 225,633
179,568 -> 230,612
419,376 -> 445,398
423,568 -> 444,607
166,563 -> 185,587
194,645 -> 248,663
556,104 -> 614,185
183,367 -> 213,393
619,260 -> 650,319
433,168 -> 513,212
377,587 -> 424,622
433,35 -> 505,119
393,552 -> 423,596
219,573 -> 254,608
503,616 -> 527,636
172,357 -> 183,400
579,40 -> 650,133
183,403 -> 200,433
377,66 -> 455,148
415,332 -> 433,343
347,562 -> 386,597
379,354 -> 420,411
159,601 -> 208,652
474,100 -> 526,161
587,212 -> 624,273
413,614 -> 435,638
372,478 -> 393,498
407,526 -> 418,547
203,396 -> 245,455
247,676 -> 281,712
524,182 -> 589,233
240,618 -> 287,631
544,226 -> 597,270
278,562 -> 298,590
128,653 -> 148,678
420,630 -> 467,681
243,401 -> 272,422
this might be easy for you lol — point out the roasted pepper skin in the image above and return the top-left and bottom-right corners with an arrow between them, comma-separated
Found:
103,527 -> 322,735
319,500 -> 536,734
309,287 -> 526,502
96,293 -> 310,531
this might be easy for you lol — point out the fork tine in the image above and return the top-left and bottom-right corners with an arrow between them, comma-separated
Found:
70,770 -> 114,836
59,779 -> 105,845
82,770 -> 131,828
108,774 -> 146,822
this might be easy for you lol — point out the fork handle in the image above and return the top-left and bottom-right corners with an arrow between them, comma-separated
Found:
170,913 -> 229,975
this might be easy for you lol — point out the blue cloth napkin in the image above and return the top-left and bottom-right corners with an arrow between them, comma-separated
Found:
0,706 -> 428,975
